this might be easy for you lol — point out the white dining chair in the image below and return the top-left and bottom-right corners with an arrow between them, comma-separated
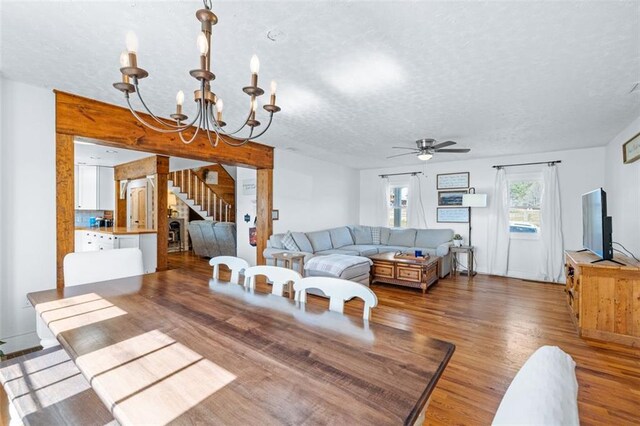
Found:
63,248 -> 144,287
209,256 -> 250,284
243,265 -> 302,297
294,277 -> 378,320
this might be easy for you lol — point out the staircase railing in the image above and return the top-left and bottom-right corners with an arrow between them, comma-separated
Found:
169,169 -> 233,222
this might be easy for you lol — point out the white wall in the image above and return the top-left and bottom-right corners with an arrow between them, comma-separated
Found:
235,150 -> 360,265
605,115 -> 640,258
235,167 -> 257,265
272,149 -> 359,234
0,78 -> 56,351
360,147 -> 606,280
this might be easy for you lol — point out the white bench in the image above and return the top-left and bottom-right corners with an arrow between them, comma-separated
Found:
493,346 -> 579,425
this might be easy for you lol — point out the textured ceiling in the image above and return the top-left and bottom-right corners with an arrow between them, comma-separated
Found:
2,1 -> 639,169
75,140 -> 212,170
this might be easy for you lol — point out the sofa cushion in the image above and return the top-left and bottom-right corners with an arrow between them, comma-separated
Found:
329,227 -> 354,248
340,245 -> 379,256
387,228 -> 416,247
282,231 -> 300,251
315,248 -> 360,256
380,227 -> 391,245
415,229 -> 454,248
269,233 -> 285,249
371,227 -> 381,244
376,246 -> 410,254
306,230 -> 333,252
292,232 -> 313,253
351,225 -> 373,245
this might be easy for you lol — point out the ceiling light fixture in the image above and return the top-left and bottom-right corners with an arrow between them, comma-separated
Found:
113,0 -> 280,147
417,153 -> 433,161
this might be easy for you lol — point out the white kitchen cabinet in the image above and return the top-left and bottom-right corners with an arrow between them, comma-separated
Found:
98,166 -> 115,210
75,165 -> 115,211
76,165 -> 98,210
115,235 -> 139,249
74,230 -> 157,273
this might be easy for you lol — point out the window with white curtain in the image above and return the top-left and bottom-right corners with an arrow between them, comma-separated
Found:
388,185 -> 408,227
508,172 -> 542,239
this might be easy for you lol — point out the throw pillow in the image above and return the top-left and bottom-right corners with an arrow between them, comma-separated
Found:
282,231 -> 300,252
371,227 -> 381,245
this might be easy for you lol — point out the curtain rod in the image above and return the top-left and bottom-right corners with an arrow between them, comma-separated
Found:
378,171 -> 423,178
492,160 -> 561,169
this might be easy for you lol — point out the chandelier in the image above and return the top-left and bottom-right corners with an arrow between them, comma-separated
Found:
113,0 -> 280,147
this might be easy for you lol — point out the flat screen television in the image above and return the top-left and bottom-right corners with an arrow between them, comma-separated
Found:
582,188 -> 613,260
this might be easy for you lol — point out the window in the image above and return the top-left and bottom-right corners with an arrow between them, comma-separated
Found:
508,176 -> 541,238
388,186 -> 408,227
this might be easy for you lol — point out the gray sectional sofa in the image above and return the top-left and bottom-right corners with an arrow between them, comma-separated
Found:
189,220 -> 237,258
264,226 -> 454,278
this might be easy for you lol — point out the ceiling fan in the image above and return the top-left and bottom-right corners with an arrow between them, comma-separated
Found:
388,138 -> 471,161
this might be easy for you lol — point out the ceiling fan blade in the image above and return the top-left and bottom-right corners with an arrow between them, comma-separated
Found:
387,152 -> 418,159
431,141 -> 457,150
435,148 -> 471,153
391,147 -> 419,151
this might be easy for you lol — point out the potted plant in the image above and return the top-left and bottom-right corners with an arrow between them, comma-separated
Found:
0,340 -> 6,361
452,234 -> 463,247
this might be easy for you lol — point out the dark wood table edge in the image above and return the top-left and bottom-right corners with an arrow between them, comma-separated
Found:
405,342 -> 456,425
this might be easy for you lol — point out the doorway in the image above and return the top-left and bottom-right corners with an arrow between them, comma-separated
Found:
128,184 -> 148,228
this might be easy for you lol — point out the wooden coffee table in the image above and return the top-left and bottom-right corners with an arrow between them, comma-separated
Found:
369,252 -> 440,293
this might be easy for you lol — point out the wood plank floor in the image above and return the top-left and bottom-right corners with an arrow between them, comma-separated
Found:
168,252 -> 640,425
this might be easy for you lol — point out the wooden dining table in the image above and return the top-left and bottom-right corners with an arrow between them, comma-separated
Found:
28,268 -> 455,425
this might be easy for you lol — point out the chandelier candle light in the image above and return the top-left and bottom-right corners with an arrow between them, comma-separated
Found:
113,0 -> 280,147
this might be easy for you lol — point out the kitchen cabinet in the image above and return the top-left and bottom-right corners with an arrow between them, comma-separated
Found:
98,166 -> 115,210
75,165 -> 115,211
74,230 -> 157,273
76,165 -> 98,210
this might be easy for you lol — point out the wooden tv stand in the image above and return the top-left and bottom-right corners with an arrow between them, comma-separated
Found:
565,250 -> 640,347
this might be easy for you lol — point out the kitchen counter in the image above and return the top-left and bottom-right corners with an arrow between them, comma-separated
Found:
75,226 -> 157,235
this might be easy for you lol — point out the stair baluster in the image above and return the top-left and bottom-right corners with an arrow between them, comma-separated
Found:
169,168 -> 233,222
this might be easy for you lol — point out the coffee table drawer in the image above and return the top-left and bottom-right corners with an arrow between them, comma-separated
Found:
373,264 -> 394,279
397,266 -> 421,282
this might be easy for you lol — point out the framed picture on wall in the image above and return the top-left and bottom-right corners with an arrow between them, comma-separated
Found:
437,172 -> 469,189
437,207 -> 469,223
438,190 -> 468,206
623,131 -> 640,164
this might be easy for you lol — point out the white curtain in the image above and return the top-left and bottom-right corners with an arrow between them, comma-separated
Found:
374,178 -> 390,226
539,165 -> 564,282
487,168 -> 511,275
407,175 -> 427,228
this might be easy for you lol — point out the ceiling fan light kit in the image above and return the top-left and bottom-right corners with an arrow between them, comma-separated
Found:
388,138 -> 471,161
113,0 -> 280,148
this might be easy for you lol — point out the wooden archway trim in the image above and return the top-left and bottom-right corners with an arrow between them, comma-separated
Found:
55,90 -> 274,288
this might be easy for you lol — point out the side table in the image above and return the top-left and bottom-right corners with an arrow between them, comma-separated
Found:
271,252 -> 305,298
450,246 -> 475,279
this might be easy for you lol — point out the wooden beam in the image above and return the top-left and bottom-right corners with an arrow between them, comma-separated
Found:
55,91 -> 273,169
115,180 -> 126,227
114,156 -> 160,181
156,156 -> 169,271
256,169 -> 273,265
56,134 -> 75,288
